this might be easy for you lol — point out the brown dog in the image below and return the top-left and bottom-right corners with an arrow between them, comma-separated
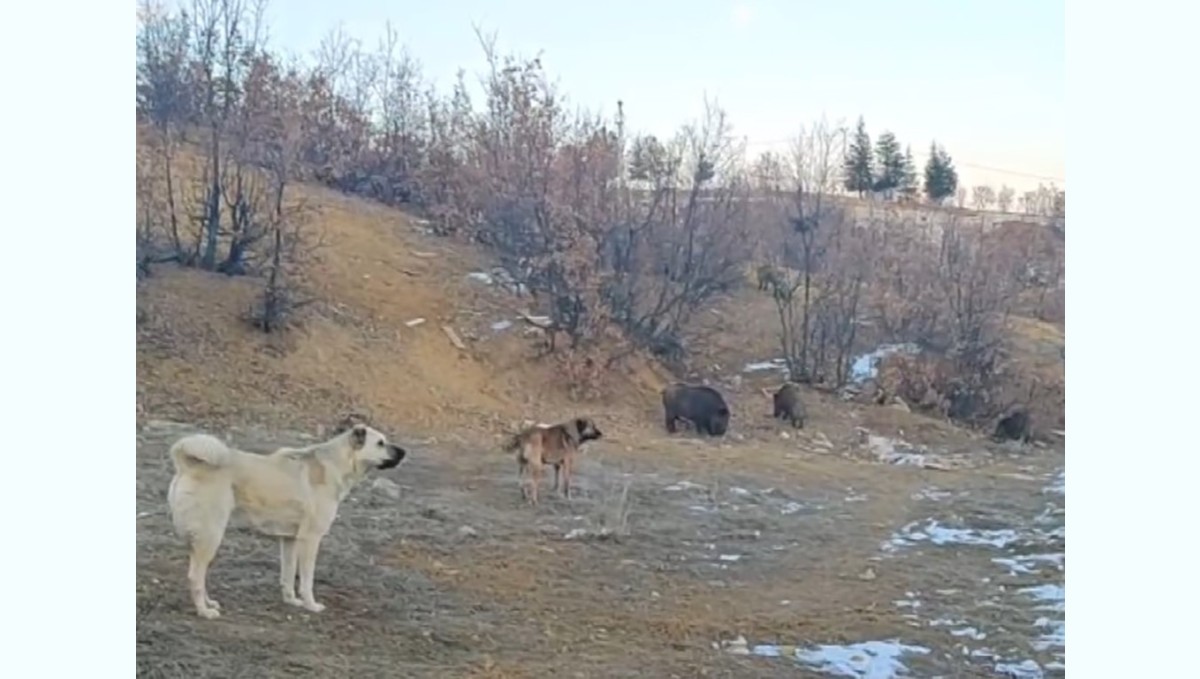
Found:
503,418 -> 603,505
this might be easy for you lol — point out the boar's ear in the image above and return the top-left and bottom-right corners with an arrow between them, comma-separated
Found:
350,424 -> 368,449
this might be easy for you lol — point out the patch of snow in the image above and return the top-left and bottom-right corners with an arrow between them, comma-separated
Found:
885,519 -> 1021,551
1044,470 -> 1065,495
849,343 -> 921,384
865,435 -> 937,467
995,659 -> 1043,679
490,320 -> 513,332
1020,584 -> 1065,613
466,269 -> 530,295
912,488 -> 953,502
792,640 -> 930,678
970,648 -> 997,659
718,554 -> 743,562
950,627 -> 986,640
564,527 -> 614,541
780,501 -> 805,515
719,635 -> 750,654
991,553 -> 1064,575
1031,617 -> 1064,652
725,636 -> 930,678
664,480 -> 707,492
742,357 -> 789,374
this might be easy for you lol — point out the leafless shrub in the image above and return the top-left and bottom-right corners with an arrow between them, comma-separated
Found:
870,216 -> 1020,422
247,222 -> 314,333
137,2 -> 323,336
606,100 -> 755,365
590,474 -> 633,541
134,3 -> 1062,409
756,118 -> 857,384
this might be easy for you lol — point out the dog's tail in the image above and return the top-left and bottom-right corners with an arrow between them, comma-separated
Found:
169,434 -> 235,471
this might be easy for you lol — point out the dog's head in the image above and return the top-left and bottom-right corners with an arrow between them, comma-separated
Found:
346,423 -> 407,470
572,417 -> 603,444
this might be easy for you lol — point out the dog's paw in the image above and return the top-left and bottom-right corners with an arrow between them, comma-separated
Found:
197,606 -> 221,620
206,598 -> 221,610
283,594 -> 304,607
302,600 -> 326,613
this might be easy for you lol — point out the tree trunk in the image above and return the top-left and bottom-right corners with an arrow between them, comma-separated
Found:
162,126 -> 182,256
800,267 -> 812,378
201,127 -> 222,270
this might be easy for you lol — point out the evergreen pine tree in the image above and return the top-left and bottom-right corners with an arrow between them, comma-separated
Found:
899,145 -> 918,198
872,131 -> 904,196
923,142 -> 958,203
842,116 -> 874,197
940,146 -> 959,201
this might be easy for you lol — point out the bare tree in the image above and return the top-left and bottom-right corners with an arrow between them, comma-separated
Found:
601,100 -> 756,364
188,0 -> 268,269
249,56 -> 319,331
218,47 -> 276,275
971,185 -> 996,211
367,22 -> 427,204
311,23 -> 359,97
996,185 -> 1015,213
1019,191 -> 1037,215
759,118 -> 848,381
933,216 -> 1018,420
813,213 -> 881,384
136,0 -> 193,256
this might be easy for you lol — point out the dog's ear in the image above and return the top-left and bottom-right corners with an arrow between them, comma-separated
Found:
574,418 -> 588,435
350,424 -> 368,449
333,412 -> 365,435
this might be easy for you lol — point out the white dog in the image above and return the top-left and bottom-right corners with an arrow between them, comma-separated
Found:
166,422 -> 407,618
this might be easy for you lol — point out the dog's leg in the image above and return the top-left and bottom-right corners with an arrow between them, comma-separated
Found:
552,464 -> 561,492
518,458 -> 528,502
295,535 -> 327,613
279,537 -> 302,607
186,532 -> 224,619
561,457 -> 572,499
526,458 -> 543,506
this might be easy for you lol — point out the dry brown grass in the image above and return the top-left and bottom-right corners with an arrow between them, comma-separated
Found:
137,149 -> 1064,677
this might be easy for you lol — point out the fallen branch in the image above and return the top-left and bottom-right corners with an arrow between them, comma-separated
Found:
441,325 -> 467,350
517,311 -> 555,329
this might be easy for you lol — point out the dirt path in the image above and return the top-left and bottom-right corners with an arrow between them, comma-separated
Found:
136,421 -> 1063,678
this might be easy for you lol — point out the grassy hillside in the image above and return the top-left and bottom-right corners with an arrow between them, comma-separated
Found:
136,160 -> 671,440
136,135 -> 1063,441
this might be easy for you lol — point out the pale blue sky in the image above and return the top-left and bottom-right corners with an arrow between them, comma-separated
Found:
255,0 -> 1063,193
